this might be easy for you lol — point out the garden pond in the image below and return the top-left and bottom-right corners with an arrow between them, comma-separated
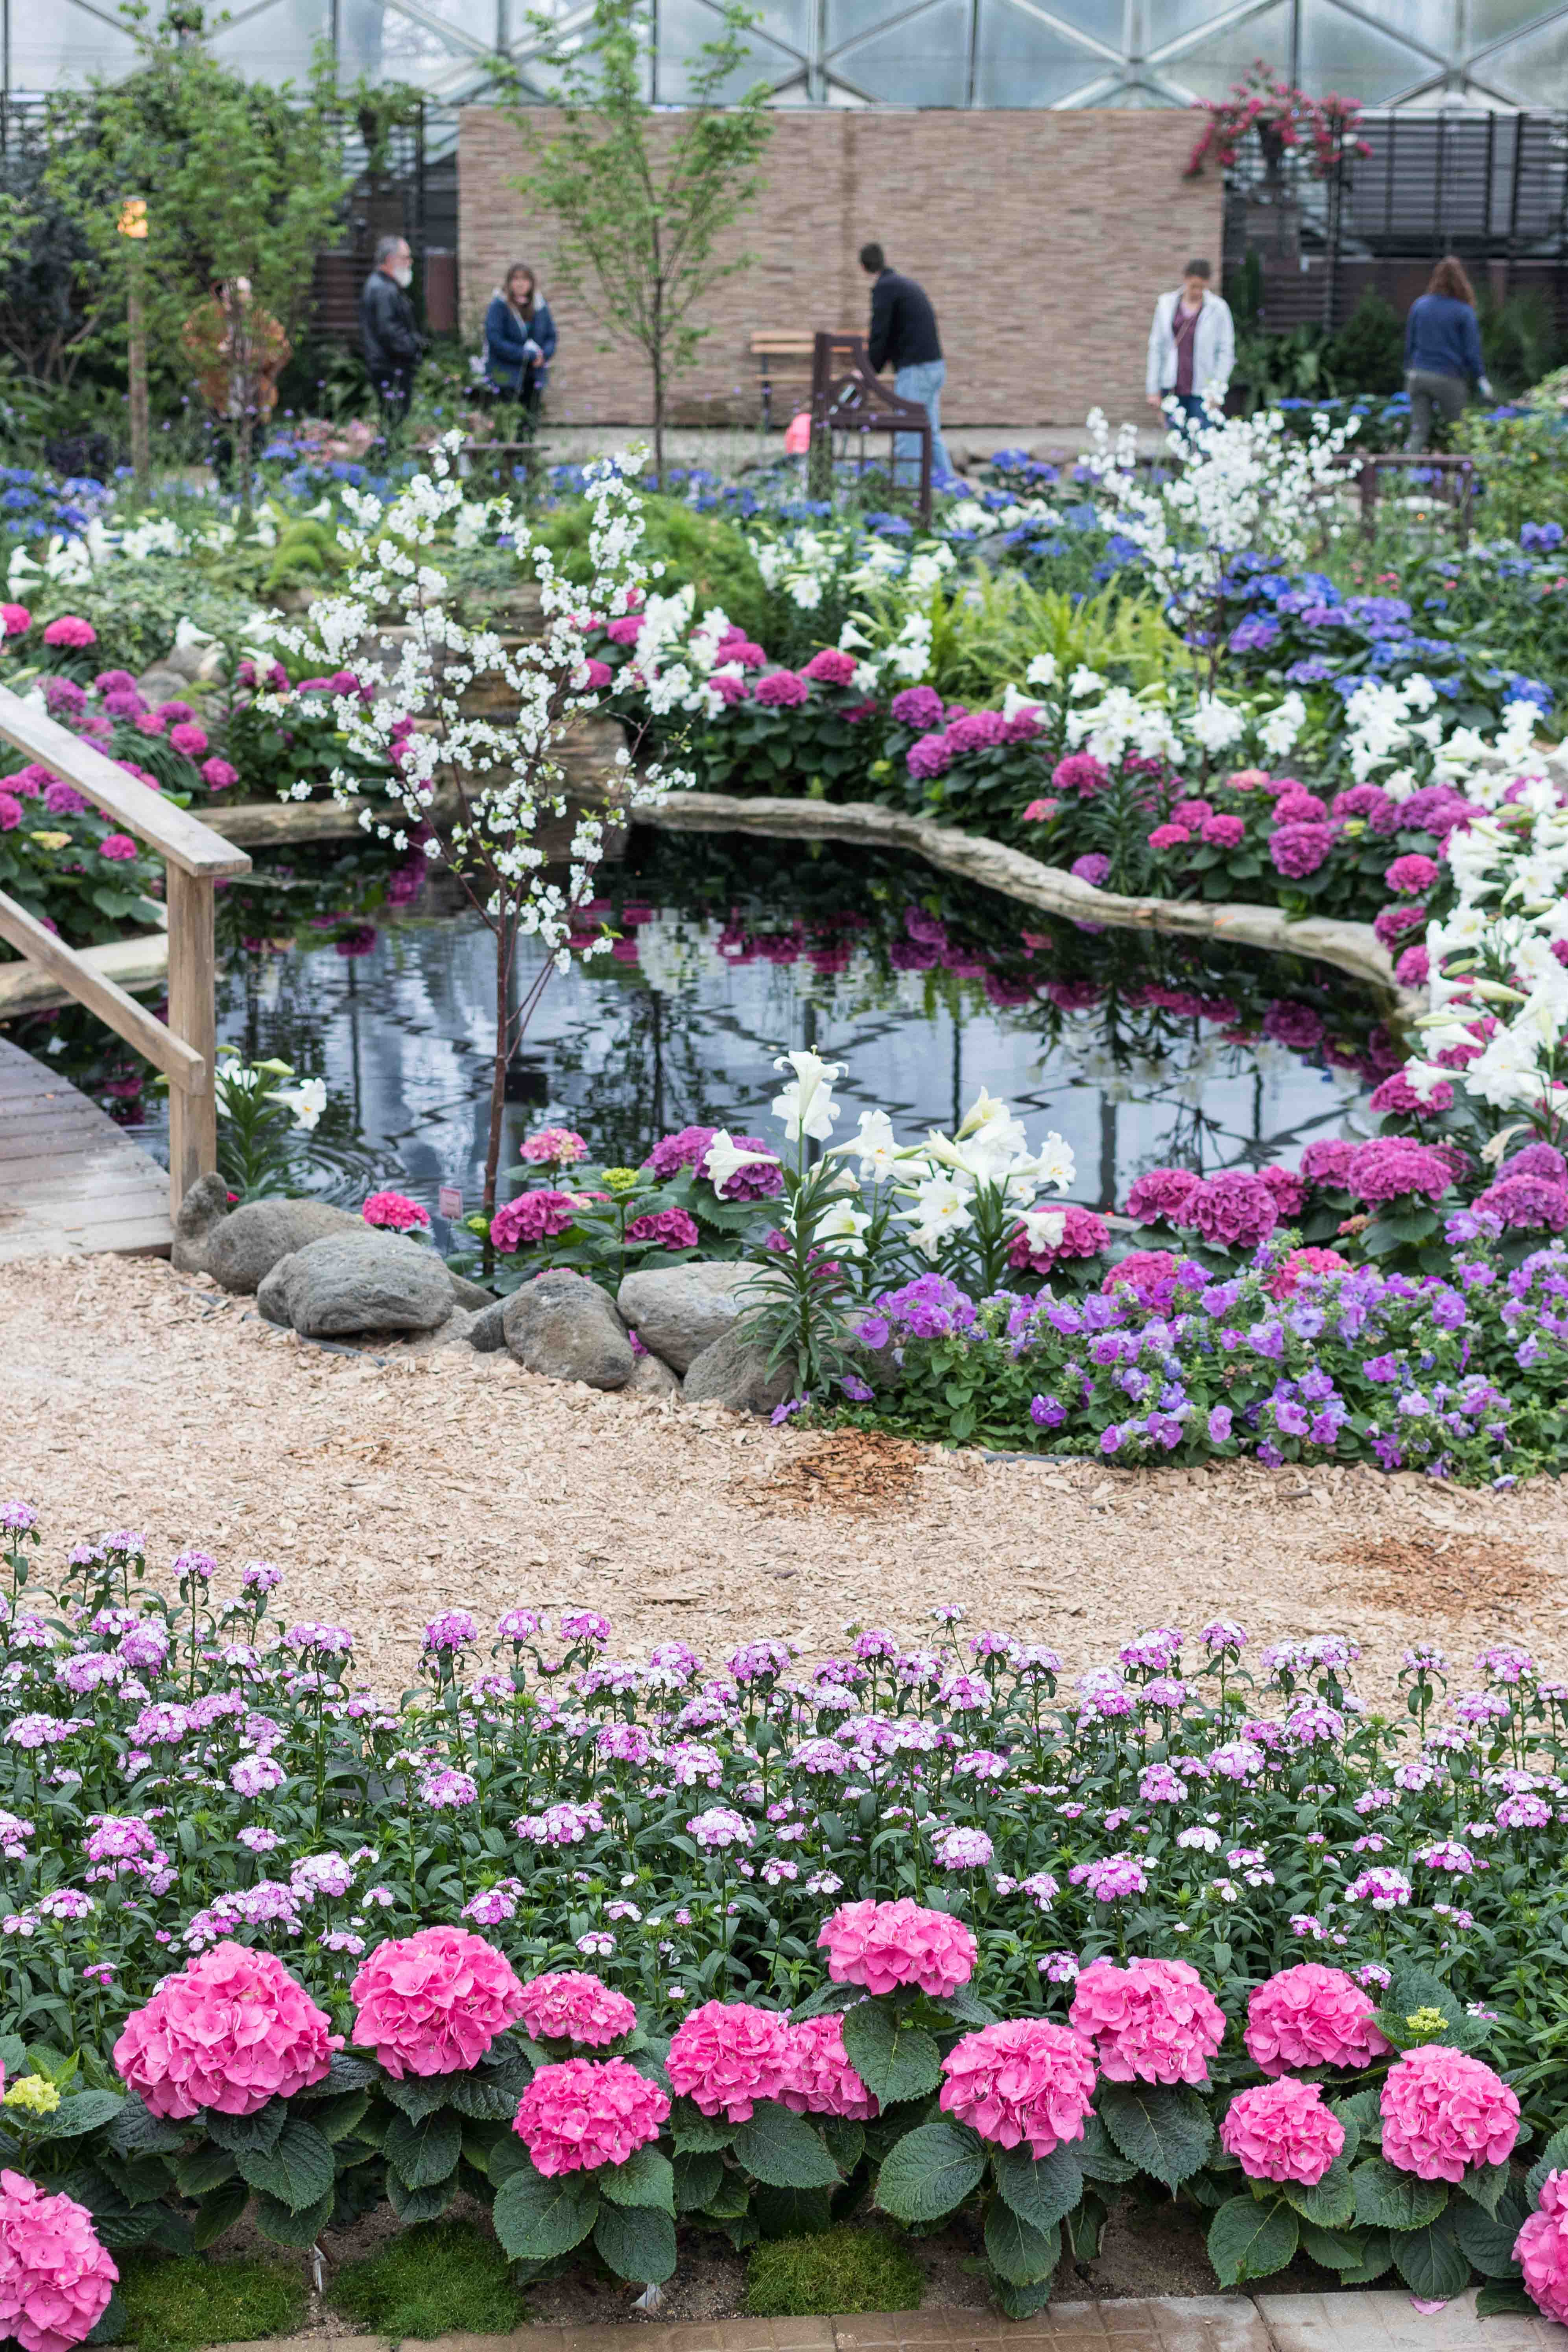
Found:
8,834 -> 1393,1239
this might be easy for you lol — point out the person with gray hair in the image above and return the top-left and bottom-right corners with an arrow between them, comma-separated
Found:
359,234 -> 423,428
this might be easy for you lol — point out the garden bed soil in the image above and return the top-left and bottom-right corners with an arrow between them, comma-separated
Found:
4,1253 -> 1566,1687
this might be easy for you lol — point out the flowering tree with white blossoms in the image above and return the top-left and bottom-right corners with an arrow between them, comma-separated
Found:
1087,400 -> 1359,703
263,437 -> 690,1245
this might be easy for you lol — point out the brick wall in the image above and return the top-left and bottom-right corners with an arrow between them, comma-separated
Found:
458,109 -> 1223,430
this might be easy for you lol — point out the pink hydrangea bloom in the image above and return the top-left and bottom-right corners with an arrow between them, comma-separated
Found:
518,1970 -> 638,2047
513,2057 -> 669,2175
112,1940 -> 340,2117
582,659 -> 613,690
41,616 -> 96,649
1069,1956 -> 1225,2087
1221,2079 -> 1345,2186
362,1190 -> 431,1232
200,757 -> 238,790
0,2172 -> 118,2352
350,1926 -> 526,2078
1008,1204 -> 1109,1276
1380,2043 -> 1520,2183
624,1207 -> 700,1249
1369,1072 -> 1455,1116
1124,1167 -> 1201,1225
939,2019 -> 1097,2157
779,2014 -> 879,2120
1385,853 -> 1440,895
1202,813 -> 1246,849
802,648 -> 857,686
1270,823 -> 1333,879
1347,1138 -> 1453,1207
168,723 -> 208,757
1516,2171 -> 1568,2324
0,793 -> 20,832
98,835 -> 138,863
1264,1246 -> 1350,1301
1175,1170 -> 1279,1250
0,604 -> 30,635
1052,753 -> 1109,798
489,1190 -> 581,1251
1148,823 -> 1191,852
755,669 -> 810,707
817,1897 -> 977,1997
1243,1964 -> 1391,2076
666,1999 -> 791,2121
520,1127 -> 588,1165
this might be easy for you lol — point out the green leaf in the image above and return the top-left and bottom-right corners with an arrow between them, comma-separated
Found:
46,2092 -> 124,2138
1459,2160 -> 1510,2217
874,2121 -> 987,2224
105,2096 -> 187,2159
670,2100 -> 737,2153
1352,2156 -> 1448,2233
992,2276 -> 1056,2322
382,2075 -> 454,2123
593,2201 -> 677,2284
1300,2221 -> 1367,2274
1283,2158 -> 1355,2230
1207,2195 -> 1300,2287
1393,2209 -> 1469,2302
1098,2083 -> 1214,2190
312,2090 -> 371,2146
445,2075 -> 519,2121
994,2145 -> 1084,2236
174,2145 -> 239,2198
492,2165 -> 600,2262
235,2120 -> 336,2214
385,2171 -> 456,2225
1328,2103 -> 1363,2170
985,2198 -> 1061,2288
1526,2126 -> 1568,2204
673,2151 -> 724,2212
207,2104 -> 287,2159
841,2003 -> 942,2107
190,2179 -> 249,2252
755,2184 -> 835,2239
941,1987 -> 1000,2027
253,2187 -> 334,2249
1076,2114 -> 1137,2185
384,2109 -> 462,2192
821,2119 -> 865,2175
87,2290 -> 126,2347
1337,2228 -> 1393,2286
600,2147 -> 675,2214
730,2101 -> 839,2190
1455,2190 -> 1527,2280
487,2134 -> 529,2187
1476,2286 -> 1536,2318
699,2169 -> 750,2221
316,2053 -> 379,2095
1335,2087 -> 1382,2149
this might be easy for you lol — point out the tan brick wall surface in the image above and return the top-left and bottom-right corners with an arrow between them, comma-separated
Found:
458,109 -> 1223,431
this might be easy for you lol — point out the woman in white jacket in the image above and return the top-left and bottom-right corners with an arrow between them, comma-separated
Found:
1146,259 -> 1235,430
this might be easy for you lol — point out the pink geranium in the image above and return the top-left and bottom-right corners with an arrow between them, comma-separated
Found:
779,2014 -> 879,2120
1221,2079 -> 1345,2186
1380,2043 -> 1520,2183
112,1940 -> 340,2117
666,1999 -> 790,2120
1243,1963 -> 1390,2077
518,1969 -> 637,2048
1069,1956 -> 1225,2087
41,616 -> 96,649
1516,2171 -> 1568,2324
362,1190 -> 431,1232
0,2172 -> 118,2352
513,2057 -> 668,2175
939,2019 -> 1097,2157
350,1926 -> 526,2078
817,1897 -> 976,1997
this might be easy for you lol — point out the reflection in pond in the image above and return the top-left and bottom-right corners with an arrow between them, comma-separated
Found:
11,833 -> 1398,1233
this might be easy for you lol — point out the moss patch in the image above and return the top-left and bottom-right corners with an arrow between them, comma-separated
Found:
745,2225 -> 924,2318
116,2253 -> 306,2352
329,2217 -> 532,2339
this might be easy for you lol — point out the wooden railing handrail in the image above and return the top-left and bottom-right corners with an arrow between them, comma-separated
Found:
0,689 -> 251,879
0,890 -> 203,1088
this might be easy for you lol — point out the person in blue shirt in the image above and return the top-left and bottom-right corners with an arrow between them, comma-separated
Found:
1404,256 -> 1492,452
483,263 -> 557,426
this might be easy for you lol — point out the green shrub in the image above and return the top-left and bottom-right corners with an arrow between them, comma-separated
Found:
116,2253 -> 306,2352
329,2217 -> 532,2339
31,555 -> 258,674
745,2226 -> 925,2318
533,492 -> 772,643
1323,290 -> 1404,397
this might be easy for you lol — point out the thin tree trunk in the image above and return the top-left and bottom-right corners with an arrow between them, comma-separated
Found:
481,912 -> 512,1273
651,271 -> 664,490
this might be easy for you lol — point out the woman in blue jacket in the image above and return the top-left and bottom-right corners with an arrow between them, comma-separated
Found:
1404,256 -> 1492,451
483,263 -> 557,425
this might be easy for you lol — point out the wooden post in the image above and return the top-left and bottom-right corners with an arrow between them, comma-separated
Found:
164,865 -> 217,1217
119,199 -> 150,496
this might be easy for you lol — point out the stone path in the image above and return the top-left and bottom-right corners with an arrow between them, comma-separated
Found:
216,2294 -> 1566,2352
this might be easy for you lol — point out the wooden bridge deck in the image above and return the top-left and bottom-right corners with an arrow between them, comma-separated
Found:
0,1037 -> 173,1261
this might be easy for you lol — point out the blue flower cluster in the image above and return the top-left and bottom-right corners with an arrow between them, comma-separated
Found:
0,466 -> 111,544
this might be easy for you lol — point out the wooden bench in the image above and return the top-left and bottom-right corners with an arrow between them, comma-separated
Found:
749,334 -> 818,432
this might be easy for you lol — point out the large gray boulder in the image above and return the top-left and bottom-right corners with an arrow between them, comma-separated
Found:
681,1326 -> 795,1415
184,1196 -> 364,1293
616,1260 -> 757,1376
170,1170 -> 231,1273
502,1269 -> 634,1391
256,1229 -> 454,1336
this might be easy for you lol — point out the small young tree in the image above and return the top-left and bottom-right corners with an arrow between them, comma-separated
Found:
42,2 -> 350,508
264,437 -> 690,1256
511,0 -> 773,487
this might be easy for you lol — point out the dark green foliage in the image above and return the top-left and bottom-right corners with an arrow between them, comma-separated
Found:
745,2224 -> 924,2317
1323,291 -> 1405,396
115,2253 -> 305,2352
533,494 -> 773,644
330,2218 -> 533,2339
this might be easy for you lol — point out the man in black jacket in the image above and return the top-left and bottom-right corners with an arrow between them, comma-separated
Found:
860,242 -> 951,483
360,235 -> 423,428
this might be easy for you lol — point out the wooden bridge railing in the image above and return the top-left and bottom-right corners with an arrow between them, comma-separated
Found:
0,686 -> 251,1216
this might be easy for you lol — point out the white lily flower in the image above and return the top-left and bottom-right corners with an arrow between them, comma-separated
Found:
704,1130 -> 780,1195
270,1077 -> 328,1131
829,1107 -> 900,1183
1016,1209 -> 1066,1255
771,1050 -> 845,1143
815,1203 -> 871,1259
